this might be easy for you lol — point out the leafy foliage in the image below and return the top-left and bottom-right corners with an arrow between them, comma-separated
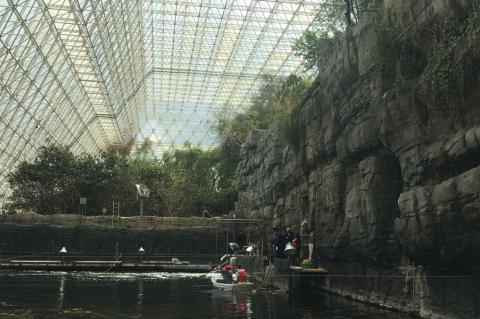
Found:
6,145 -> 236,217
7,145 -> 78,214
273,112 -> 301,152
212,75 -> 311,152
417,1 -> 480,105
158,146 -> 236,216
292,0 -> 368,71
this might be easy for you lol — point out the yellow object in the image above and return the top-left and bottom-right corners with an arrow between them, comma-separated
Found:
301,259 -> 313,264
299,267 -> 328,273
301,259 -> 315,269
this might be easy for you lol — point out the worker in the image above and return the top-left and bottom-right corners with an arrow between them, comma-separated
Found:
236,265 -> 248,283
220,264 -> 233,283
230,255 -> 237,269
286,226 -> 301,265
271,228 -> 287,260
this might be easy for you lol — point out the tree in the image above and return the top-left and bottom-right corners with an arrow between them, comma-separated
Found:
157,147 -> 235,216
73,154 -> 111,212
135,138 -> 154,157
293,0 -> 368,71
7,143 -> 237,217
7,145 -> 77,214
212,74 -> 311,152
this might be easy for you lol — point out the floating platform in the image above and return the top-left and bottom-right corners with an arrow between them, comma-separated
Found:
0,260 -> 213,273
290,266 -> 328,274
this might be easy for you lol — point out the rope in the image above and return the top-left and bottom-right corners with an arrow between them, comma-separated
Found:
102,254 -> 123,273
251,273 -> 480,278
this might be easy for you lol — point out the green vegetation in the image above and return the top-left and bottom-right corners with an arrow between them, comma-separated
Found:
292,0 -> 367,72
421,1 -> 480,104
6,144 -> 236,216
373,1 -> 480,105
213,75 -> 311,152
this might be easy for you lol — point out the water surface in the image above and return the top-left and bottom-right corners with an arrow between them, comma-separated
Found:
0,271 -> 411,319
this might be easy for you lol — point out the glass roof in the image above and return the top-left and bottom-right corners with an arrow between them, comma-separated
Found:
0,0 -> 320,198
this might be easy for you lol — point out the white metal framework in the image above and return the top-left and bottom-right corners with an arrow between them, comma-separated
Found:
0,0 -> 320,198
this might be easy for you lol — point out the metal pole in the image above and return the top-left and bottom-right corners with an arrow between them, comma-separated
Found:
140,199 -> 143,217
115,241 -> 119,260
233,225 -> 236,245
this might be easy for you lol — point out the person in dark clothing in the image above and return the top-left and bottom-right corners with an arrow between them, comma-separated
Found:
285,227 -> 294,242
286,227 -> 301,265
220,265 -> 233,283
271,229 -> 287,259
262,255 -> 270,270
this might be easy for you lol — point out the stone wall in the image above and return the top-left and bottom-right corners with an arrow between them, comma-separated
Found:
233,0 -> 480,318
0,223 -> 231,264
0,214 -> 238,261
0,213 -> 217,229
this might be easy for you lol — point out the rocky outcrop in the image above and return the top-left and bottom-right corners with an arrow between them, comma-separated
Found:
234,0 -> 480,318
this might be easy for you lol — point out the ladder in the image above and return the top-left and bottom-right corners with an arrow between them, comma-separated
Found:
263,264 -> 274,287
112,201 -> 120,217
111,201 -> 120,227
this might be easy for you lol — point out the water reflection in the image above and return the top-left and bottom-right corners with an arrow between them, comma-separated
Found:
57,274 -> 65,312
0,271 -> 409,319
137,279 -> 144,305
211,291 -> 254,319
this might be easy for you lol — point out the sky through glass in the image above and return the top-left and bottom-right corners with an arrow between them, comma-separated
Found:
0,0 -> 321,198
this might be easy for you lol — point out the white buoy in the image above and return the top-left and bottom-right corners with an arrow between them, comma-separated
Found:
137,246 -> 145,264
59,246 -> 67,263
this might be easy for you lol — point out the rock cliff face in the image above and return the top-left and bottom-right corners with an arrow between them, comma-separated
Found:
234,0 -> 480,318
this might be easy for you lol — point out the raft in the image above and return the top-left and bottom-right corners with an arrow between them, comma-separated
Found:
210,273 -> 254,291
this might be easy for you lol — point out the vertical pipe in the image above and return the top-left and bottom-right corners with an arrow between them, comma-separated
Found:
215,224 -> 218,257
111,201 -> 114,227
412,265 -> 416,310
226,230 -> 229,253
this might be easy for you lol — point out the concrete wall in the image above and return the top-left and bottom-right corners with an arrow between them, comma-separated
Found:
0,214 -> 239,262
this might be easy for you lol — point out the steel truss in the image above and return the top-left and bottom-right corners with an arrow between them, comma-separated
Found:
0,0 -> 320,199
